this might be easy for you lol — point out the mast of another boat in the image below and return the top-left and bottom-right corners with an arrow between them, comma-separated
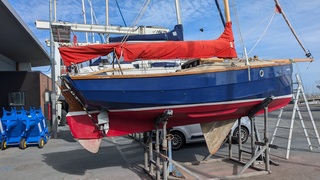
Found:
81,0 -> 89,43
174,0 -> 182,24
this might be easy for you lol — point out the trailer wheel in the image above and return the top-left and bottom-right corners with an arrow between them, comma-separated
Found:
38,138 -> 45,148
1,140 -> 7,150
19,138 -> 27,149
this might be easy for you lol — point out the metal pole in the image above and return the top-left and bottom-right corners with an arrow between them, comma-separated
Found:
88,0 -> 95,43
228,130 -> 232,159
106,0 -> 109,26
155,124 -> 160,180
168,136 -> 173,174
49,0 -> 57,139
250,117 -> 255,161
53,0 -> 56,22
144,132 -> 149,171
274,0 -> 311,57
82,0 -> 88,43
174,0 -> 182,24
264,107 -> 270,172
148,131 -> 154,175
162,121 -> 168,180
238,118 -> 242,161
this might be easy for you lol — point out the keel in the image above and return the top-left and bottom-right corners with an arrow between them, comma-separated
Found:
200,119 -> 236,154
78,139 -> 102,153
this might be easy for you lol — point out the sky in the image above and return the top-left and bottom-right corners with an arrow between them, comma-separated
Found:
7,0 -> 320,94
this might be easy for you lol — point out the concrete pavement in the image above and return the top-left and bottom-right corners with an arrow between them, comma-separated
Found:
0,104 -> 319,179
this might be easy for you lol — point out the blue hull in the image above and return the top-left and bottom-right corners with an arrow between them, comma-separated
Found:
66,64 -> 293,111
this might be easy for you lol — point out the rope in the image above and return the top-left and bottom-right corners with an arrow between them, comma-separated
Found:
248,12 -> 276,55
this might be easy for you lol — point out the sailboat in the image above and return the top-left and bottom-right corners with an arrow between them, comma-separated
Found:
58,0 -> 313,153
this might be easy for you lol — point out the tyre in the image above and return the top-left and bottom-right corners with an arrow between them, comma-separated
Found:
19,138 -> 27,149
1,140 -> 7,150
170,131 -> 185,150
38,138 -> 45,148
232,127 -> 249,144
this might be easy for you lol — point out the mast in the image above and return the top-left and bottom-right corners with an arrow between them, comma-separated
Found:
81,0 -> 88,43
106,0 -> 109,26
223,0 -> 231,22
53,0 -> 57,21
274,0 -> 311,58
88,0 -> 95,43
174,0 -> 182,24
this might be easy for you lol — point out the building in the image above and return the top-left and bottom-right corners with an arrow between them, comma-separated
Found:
0,1 -> 52,130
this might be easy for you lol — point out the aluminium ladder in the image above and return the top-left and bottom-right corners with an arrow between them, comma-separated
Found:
270,74 -> 320,159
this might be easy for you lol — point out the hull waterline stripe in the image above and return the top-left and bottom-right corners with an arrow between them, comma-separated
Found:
109,94 -> 292,112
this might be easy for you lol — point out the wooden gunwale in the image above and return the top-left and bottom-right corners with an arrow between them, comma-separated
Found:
69,58 -> 311,80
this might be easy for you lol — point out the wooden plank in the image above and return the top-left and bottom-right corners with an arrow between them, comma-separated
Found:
87,67 -> 133,76
69,59 -> 293,80
269,58 -> 314,63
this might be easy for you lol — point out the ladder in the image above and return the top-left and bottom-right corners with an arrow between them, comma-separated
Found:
270,74 -> 320,159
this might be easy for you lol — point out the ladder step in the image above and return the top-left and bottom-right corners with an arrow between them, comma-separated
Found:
304,128 -> 317,130
276,126 -> 291,129
272,135 -> 289,139
310,145 -> 320,148
308,136 -> 320,140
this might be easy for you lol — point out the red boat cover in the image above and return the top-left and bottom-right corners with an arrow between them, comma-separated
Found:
59,22 -> 237,66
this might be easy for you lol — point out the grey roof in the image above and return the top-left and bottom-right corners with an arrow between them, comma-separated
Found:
0,0 -> 50,67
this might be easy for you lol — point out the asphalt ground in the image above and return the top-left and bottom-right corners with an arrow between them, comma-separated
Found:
0,103 -> 320,180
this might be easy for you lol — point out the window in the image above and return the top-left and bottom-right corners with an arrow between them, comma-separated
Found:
8,91 -> 26,106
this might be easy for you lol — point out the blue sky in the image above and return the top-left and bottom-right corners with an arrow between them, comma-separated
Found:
7,0 -> 320,94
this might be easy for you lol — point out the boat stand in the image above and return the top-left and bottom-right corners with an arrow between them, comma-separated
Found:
137,97 -> 279,179
139,110 -> 203,180
201,96 -> 279,178
230,96 -> 279,175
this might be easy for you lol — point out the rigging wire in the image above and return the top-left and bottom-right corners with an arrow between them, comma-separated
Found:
87,0 -> 106,43
120,0 -> 151,45
241,14 -> 274,41
215,0 -> 225,27
247,12 -> 276,55
115,0 -> 127,26
231,0 -> 251,81
230,0 -> 246,59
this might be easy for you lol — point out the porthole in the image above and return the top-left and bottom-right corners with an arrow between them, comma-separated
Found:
259,70 -> 264,77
